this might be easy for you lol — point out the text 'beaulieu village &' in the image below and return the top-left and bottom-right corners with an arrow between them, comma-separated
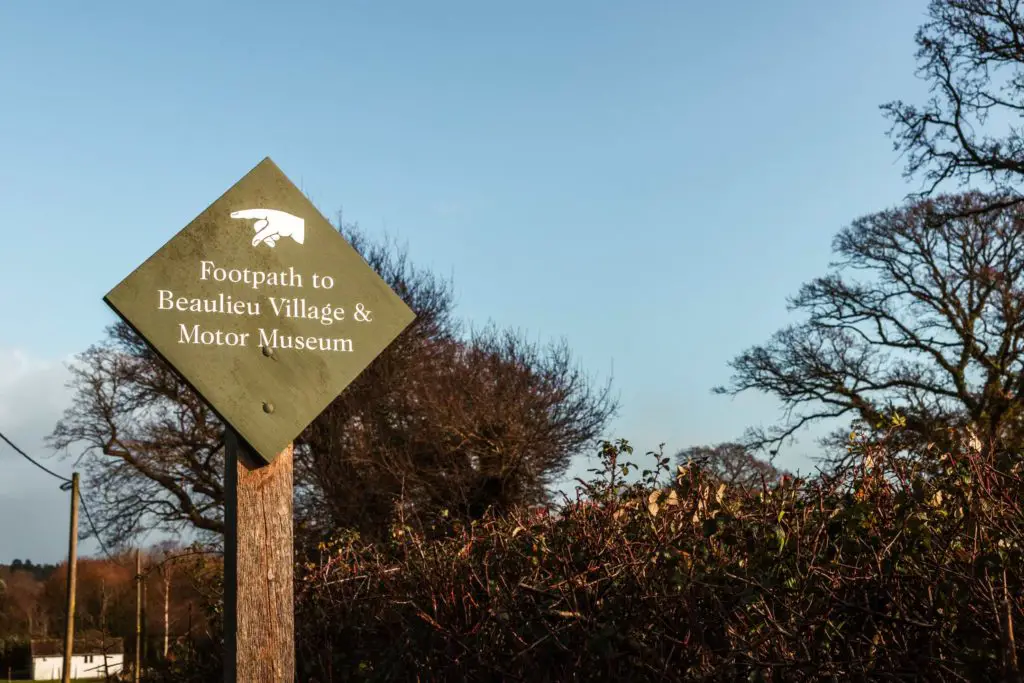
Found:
157,259 -> 373,352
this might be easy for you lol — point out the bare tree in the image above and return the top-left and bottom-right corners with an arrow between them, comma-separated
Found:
0,568 -> 42,637
297,227 -> 615,539
716,191 -> 1024,460
675,443 -> 787,489
50,221 -> 615,548
302,324 -> 615,540
49,322 -> 226,544
883,0 -> 1024,196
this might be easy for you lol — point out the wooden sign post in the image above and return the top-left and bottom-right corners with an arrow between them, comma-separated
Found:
223,435 -> 294,681
103,158 -> 415,682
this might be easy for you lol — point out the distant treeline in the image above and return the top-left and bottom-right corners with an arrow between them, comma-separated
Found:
2,560 -> 56,582
0,546 -> 219,676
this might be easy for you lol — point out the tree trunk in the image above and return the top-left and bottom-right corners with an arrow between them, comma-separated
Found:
141,570 -> 148,665
134,549 -> 141,683
100,580 -> 110,681
162,568 -> 170,659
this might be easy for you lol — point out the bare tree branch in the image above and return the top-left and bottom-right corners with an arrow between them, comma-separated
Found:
883,0 -> 1024,195
49,220 -> 616,548
716,192 -> 1024,460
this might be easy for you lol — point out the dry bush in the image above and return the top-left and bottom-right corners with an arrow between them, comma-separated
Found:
292,423 -> 1024,682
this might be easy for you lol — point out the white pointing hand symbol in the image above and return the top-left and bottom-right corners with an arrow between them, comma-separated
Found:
230,209 -> 305,248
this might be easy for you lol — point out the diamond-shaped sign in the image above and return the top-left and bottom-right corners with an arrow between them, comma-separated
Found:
104,158 -> 415,464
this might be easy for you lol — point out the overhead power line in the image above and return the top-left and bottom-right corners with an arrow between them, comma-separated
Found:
0,428 -> 120,563
79,494 -> 116,561
0,429 -> 71,483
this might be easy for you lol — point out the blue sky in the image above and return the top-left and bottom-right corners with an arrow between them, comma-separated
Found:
0,1 -> 930,561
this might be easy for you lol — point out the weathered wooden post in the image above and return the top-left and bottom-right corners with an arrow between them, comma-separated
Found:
134,549 -> 142,683
103,158 -> 415,682
60,472 -> 79,683
222,435 -> 295,681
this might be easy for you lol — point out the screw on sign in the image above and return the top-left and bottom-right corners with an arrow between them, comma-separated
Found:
103,158 -> 415,682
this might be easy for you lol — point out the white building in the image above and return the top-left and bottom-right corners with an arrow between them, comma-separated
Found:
30,636 -> 125,680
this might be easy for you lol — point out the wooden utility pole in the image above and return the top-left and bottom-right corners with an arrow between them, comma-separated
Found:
134,548 -> 142,683
223,431 -> 295,683
60,472 -> 79,683
187,602 -> 193,659
162,565 -> 171,659
101,579 -> 111,680
142,572 -> 148,664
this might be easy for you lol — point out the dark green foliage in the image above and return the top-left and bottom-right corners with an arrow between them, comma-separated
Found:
3,560 -> 57,582
0,636 -> 30,679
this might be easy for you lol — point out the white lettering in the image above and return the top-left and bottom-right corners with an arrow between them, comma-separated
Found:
195,261 -> 304,291
266,298 -> 345,325
157,290 -> 260,317
178,324 -> 249,347
258,327 -> 275,349
179,323 -> 199,344
257,328 -> 353,353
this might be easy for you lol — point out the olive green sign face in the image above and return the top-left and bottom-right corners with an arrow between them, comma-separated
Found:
104,158 -> 415,464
